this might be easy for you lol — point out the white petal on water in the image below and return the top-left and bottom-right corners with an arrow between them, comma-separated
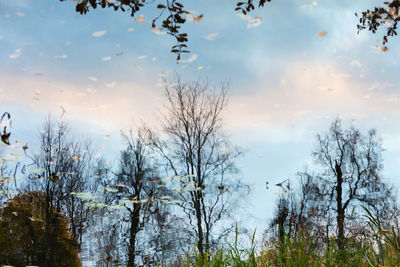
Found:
54,54 -> 67,59
203,32 -> 218,40
92,30 -> 107,37
181,54 -> 197,63
106,81 -> 117,88
9,48 -> 22,59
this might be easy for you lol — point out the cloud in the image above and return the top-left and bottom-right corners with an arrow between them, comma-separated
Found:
0,74 -> 162,130
225,59 -> 400,130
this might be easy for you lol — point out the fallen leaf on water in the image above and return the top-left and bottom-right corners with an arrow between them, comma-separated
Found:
181,54 -> 197,63
54,54 -> 67,59
106,81 -> 117,88
317,30 -> 327,37
151,27 -> 166,35
87,88 -> 96,94
193,15 -> 203,22
247,17 -> 262,28
116,52 -> 124,56
136,15 -> 145,23
9,48 -> 22,59
72,155 -> 79,161
203,32 -> 218,40
92,30 -> 107,37
381,46 -> 389,52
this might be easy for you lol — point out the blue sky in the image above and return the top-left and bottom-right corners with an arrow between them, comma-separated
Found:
1,0 -> 400,231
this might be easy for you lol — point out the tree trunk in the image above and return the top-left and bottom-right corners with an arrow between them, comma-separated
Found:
127,207 -> 141,267
335,162 -> 345,250
194,196 -> 204,258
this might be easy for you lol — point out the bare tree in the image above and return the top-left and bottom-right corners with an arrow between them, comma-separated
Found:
28,117 -> 95,265
115,129 -> 156,266
310,118 -> 395,250
145,78 -> 247,257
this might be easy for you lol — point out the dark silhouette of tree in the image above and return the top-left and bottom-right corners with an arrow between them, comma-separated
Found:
89,158 -> 122,266
0,112 -> 11,146
307,119 -> 394,250
268,173 -> 331,251
144,78 -> 247,258
27,118 -> 96,265
0,112 -> 13,204
116,129 -> 157,266
0,191 -> 81,267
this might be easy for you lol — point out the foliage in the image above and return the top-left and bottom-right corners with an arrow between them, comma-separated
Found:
60,0 -> 400,59
174,208 -> 400,266
357,0 -> 400,50
0,191 -> 81,267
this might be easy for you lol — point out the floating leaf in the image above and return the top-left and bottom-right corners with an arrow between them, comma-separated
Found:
247,17 -> 262,28
115,183 -> 129,189
108,205 -> 125,210
203,32 -> 218,40
161,199 -> 183,204
29,168 -> 46,174
92,30 -> 107,37
86,203 -> 109,208
9,48 -> 22,59
54,54 -> 67,59
181,54 -> 197,63
317,30 -> 327,37
106,81 -> 117,88
151,27 -> 166,35
71,192 -> 100,200
101,186 -> 118,193
136,15 -> 145,23
193,15 -> 203,22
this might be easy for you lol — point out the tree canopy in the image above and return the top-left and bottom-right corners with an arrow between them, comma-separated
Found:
0,191 -> 81,267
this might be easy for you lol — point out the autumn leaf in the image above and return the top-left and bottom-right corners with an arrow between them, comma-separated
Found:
193,14 -> 203,22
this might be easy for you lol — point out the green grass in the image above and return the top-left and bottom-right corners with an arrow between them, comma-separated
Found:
157,209 -> 400,267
